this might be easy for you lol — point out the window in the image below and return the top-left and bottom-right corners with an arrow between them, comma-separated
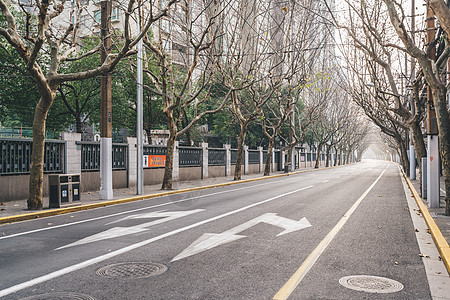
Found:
161,18 -> 170,32
94,10 -> 101,24
111,7 -> 119,21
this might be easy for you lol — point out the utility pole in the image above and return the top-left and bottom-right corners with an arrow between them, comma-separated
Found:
409,0 -> 416,180
99,0 -> 113,200
137,13 -> 144,195
425,1 -> 440,207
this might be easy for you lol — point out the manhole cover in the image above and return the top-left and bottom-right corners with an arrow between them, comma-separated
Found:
339,275 -> 404,293
96,262 -> 167,278
19,292 -> 96,300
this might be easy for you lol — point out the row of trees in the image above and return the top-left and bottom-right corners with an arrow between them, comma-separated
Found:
1,0 -> 369,209
328,0 -> 450,215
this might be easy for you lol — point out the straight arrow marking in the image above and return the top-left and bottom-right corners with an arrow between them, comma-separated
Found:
56,209 -> 204,250
171,213 -> 311,262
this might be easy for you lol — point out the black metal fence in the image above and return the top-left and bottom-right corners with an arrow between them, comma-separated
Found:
248,150 -> 260,164
0,138 -> 64,175
179,146 -> 202,167
208,148 -> 226,166
79,142 -> 127,171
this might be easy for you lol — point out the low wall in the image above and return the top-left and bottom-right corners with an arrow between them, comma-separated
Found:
208,166 -> 226,178
81,170 -> 128,192
0,174 -> 50,202
144,168 -> 165,186
248,164 -> 260,175
180,166 -> 202,181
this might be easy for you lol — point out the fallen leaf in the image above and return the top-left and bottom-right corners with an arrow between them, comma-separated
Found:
0,202 -> 5,206
378,195 -> 383,197
47,223 -> 53,226
426,242 -> 431,244
415,229 -> 419,232
0,209 -> 5,211
419,253 -> 430,258
436,272 -> 441,274
70,216 -> 75,218
13,205 -> 19,207
394,262 -> 399,265
438,256 -> 442,261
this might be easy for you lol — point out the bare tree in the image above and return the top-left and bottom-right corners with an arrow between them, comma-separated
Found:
138,0 -> 233,189
0,0 -> 178,209
382,0 -> 450,214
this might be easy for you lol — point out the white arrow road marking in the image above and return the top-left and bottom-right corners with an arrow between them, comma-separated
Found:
171,213 -> 311,262
56,209 -> 204,250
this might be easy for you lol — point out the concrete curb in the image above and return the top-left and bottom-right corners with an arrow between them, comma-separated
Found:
401,169 -> 450,274
0,165 -> 342,226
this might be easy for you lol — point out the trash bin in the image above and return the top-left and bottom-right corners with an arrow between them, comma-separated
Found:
49,174 -> 81,208
284,163 -> 291,173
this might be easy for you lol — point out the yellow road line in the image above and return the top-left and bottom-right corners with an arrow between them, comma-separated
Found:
401,170 -> 450,274
273,165 -> 387,300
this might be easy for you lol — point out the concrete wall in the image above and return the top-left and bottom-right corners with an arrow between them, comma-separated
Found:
180,167 -> 202,181
248,164 -> 260,175
81,170 -> 127,192
208,166 -> 226,178
0,174 -> 50,202
143,168 -> 165,185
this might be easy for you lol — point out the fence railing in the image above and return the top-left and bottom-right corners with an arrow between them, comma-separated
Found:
79,142 -> 127,171
178,146 -> 202,167
208,148 -> 226,166
0,138 -> 65,175
248,150 -> 260,164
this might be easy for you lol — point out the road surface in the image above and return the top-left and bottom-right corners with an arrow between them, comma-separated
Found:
0,160 -> 447,299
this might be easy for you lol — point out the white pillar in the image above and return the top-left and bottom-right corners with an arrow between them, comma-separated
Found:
427,136 -> 440,207
224,144 -> 231,176
127,137 -> 137,188
99,137 -> 113,200
244,145 -> 249,175
258,146 -> 263,173
410,144 -> 416,180
201,142 -> 208,179
291,149 -> 295,172
422,157 -> 427,199
272,150 -> 276,172
173,141 -> 179,181
60,132 -> 81,174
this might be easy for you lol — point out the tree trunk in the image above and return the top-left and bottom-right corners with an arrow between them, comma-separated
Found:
161,135 -> 176,190
410,120 -> 427,191
234,124 -> 247,180
314,143 -> 323,169
162,111 -> 177,190
28,94 -> 54,210
325,144 -> 331,167
264,138 -> 274,176
431,86 -> 450,215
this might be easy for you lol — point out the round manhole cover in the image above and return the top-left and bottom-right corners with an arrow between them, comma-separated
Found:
19,292 -> 96,300
96,262 -> 167,278
339,275 -> 404,293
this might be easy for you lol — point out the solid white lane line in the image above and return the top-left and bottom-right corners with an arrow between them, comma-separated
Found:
273,165 -> 388,300
0,185 -> 313,298
0,175 -> 308,241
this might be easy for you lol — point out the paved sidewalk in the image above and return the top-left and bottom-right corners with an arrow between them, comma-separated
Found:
0,169 -> 302,218
409,175 -> 450,245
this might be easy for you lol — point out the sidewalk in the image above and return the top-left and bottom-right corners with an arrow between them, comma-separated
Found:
409,175 -> 450,245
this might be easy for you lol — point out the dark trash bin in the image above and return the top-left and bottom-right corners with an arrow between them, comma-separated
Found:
49,174 -> 81,208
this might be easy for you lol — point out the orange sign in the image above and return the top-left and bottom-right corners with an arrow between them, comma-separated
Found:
144,155 -> 166,168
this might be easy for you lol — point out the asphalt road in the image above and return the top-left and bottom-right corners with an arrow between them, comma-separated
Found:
0,160 -> 438,299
